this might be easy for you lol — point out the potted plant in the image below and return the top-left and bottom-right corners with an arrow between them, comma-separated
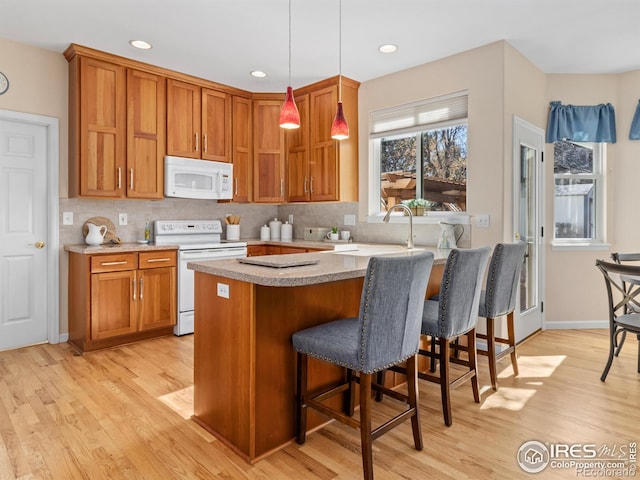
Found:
401,199 -> 430,216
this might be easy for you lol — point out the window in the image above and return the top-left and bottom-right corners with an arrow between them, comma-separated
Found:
553,140 -> 606,244
370,92 -> 468,216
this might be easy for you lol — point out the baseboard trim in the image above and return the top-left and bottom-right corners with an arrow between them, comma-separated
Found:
58,333 -> 69,343
543,320 -> 608,330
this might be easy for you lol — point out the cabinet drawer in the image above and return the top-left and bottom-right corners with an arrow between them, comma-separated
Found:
139,250 -> 177,269
90,253 -> 137,273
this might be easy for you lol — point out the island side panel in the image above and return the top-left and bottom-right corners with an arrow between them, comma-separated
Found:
193,272 -> 256,459
253,277 -> 364,458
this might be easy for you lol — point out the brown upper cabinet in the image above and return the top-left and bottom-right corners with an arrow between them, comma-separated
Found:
66,46 -> 166,199
231,96 -> 253,202
127,69 -> 166,199
286,76 -> 359,202
167,79 -> 232,162
65,45 -> 358,203
253,96 -> 286,203
68,55 -> 126,198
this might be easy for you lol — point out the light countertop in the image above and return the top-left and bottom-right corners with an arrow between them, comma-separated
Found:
64,243 -> 179,254
188,245 -> 449,287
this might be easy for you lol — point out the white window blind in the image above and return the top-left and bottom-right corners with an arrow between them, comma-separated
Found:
370,91 -> 468,139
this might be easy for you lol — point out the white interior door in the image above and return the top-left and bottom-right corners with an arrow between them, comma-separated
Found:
0,113 -> 55,350
513,116 -> 545,341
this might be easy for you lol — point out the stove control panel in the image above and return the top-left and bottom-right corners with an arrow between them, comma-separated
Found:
155,220 -> 223,235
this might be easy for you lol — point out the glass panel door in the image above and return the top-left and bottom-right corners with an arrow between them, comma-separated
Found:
513,117 -> 544,341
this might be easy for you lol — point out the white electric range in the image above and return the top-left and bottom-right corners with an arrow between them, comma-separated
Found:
154,220 -> 247,335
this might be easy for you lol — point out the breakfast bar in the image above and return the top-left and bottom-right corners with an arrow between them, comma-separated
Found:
188,247 -> 447,463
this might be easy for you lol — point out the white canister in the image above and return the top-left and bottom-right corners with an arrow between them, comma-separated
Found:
269,218 -> 282,240
226,224 -> 240,241
260,224 -> 271,241
281,222 -> 293,242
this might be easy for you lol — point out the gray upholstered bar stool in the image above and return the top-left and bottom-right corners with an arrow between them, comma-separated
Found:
292,252 -> 434,480
418,247 -> 490,427
476,242 -> 527,390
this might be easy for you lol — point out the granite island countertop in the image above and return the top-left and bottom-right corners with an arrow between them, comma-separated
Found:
188,245 -> 449,287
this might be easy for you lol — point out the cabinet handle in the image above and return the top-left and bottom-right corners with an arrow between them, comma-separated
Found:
147,257 -> 171,263
129,168 -> 134,190
234,177 -> 238,195
203,133 -> 208,153
132,274 -> 137,301
310,176 -> 314,193
117,167 -> 122,190
101,261 -> 128,266
139,277 -> 144,300
195,132 -> 199,152
303,177 -> 308,193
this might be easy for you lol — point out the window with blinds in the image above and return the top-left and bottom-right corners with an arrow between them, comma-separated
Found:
371,91 -> 469,214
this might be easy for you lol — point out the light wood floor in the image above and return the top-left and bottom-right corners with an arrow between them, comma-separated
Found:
0,329 -> 638,480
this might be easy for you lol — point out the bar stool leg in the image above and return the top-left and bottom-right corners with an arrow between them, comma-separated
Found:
359,373 -> 374,480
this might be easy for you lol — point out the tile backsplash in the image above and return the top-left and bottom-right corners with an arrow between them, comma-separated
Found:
60,198 -> 467,248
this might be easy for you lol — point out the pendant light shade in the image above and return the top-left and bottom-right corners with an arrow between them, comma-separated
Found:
331,0 -> 348,140
280,86 -> 300,129
280,0 -> 300,129
331,101 -> 349,140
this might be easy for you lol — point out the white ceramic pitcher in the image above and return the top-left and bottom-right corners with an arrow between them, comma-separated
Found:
85,223 -> 108,246
437,222 -> 464,249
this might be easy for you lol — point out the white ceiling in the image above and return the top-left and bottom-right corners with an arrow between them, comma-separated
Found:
2,0 -> 639,92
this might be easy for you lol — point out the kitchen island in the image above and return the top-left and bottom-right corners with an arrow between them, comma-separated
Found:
188,247 -> 447,463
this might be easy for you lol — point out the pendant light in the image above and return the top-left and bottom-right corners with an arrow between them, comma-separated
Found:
279,0 -> 300,129
331,0 -> 349,140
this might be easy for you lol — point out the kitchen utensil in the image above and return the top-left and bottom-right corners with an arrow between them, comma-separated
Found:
85,223 -> 107,246
82,216 -> 121,244
437,222 -> 464,249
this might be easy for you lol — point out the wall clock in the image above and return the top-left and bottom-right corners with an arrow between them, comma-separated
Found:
0,72 -> 9,95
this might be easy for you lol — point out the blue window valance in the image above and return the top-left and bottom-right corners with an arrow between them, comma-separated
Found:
629,100 -> 640,140
546,101 -> 617,143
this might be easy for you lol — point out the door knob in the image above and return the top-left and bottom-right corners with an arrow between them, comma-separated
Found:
29,240 -> 45,249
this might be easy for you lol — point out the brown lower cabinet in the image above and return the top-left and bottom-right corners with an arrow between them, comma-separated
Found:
68,249 -> 177,353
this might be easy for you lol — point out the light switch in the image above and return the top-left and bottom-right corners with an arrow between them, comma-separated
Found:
119,213 -> 128,225
62,212 -> 74,225
344,214 -> 356,226
476,214 -> 490,228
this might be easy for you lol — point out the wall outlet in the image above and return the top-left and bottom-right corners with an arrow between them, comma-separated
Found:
119,213 -> 128,226
344,214 -> 356,226
476,214 -> 490,228
62,212 -> 74,225
288,214 -> 294,224
217,282 -> 230,299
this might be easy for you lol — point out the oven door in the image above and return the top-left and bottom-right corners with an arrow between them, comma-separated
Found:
178,247 -> 247,320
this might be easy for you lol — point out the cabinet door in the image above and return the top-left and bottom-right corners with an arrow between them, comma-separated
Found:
310,86 -> 339,201
286,94 -> 309,202
202,88 -> 231,162
79,57 -> 126,197
247,245 -> 267,257
253,99 -> 285,203
232,96 -> 252,202
127,69 -> 166,199
138,266 -> 176,331
167,79 -> 201,158
91,270 -> 137,340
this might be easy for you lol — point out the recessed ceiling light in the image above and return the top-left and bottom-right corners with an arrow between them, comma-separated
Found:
130,40 -> 152,50
251,70 -> 267,78
379,44 -> 398,54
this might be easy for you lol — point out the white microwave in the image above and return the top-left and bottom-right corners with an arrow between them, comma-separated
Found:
164,156 -> 233,200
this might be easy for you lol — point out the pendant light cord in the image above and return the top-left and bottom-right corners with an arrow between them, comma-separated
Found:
338,0 -> 342,102
288,0 -> 292,87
